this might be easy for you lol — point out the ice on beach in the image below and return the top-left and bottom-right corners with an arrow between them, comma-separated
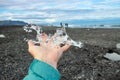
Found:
23,24 -> 83,48
116,43 -> 120,49
0,34 -> 5,38
104,52 -> 120,61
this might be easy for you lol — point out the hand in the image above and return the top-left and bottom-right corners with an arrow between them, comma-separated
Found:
28,33 -> 70,69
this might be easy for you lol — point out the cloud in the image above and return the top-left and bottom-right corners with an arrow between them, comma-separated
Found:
0,0 -> 120,24
1,0 -> 119,10
0,8 -> 120,24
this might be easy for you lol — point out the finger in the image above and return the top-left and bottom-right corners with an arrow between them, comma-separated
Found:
41,33 -> 48,43
54,45 -> 60,49
47,34 -> 56,45
47,38 -> 54,45
28,40 -> 34,47
61,44 -> 71,52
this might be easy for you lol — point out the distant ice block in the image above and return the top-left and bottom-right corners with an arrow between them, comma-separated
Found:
104,52 -> 120,61
0,34 -> 5,38
116,43 -> 120,49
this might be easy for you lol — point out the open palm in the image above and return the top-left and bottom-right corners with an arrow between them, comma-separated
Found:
28,33 -> 70,68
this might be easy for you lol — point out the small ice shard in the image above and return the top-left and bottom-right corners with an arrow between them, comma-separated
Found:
116,43 -> 120,49
0,34 -> 5,38
104,52 -> 120,61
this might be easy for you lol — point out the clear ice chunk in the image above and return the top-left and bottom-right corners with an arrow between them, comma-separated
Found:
116,43 -> 120,49
23,24 -> 83,48
0,34 -> 5,38
104,52 -> 120,61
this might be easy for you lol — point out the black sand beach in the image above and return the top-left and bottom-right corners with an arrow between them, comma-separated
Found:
0,26 -> 120,80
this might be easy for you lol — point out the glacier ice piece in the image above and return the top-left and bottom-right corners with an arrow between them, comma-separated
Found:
23,24 -> 83,48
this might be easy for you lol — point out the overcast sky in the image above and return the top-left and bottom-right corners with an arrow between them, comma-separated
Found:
0,0 -> 120,25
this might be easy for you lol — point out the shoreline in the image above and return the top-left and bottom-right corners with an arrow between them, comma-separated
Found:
0,26 -> 120,80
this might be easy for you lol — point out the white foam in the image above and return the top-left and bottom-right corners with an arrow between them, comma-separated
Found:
0,34 -> 5,38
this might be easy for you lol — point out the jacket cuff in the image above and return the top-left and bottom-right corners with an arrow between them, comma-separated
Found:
29,59 -> 60,80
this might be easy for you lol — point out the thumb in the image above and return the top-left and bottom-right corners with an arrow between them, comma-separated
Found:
28,40 -> 34,48
61,44 -> 71,52
27,40 -> 35,57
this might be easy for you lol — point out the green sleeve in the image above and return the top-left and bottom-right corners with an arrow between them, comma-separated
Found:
23,59 -> 60,80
